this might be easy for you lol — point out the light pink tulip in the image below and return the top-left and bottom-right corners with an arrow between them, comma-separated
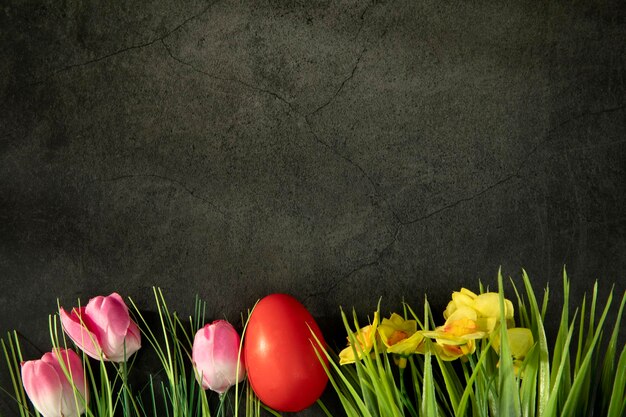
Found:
21,348 -> 88,417
60,293 -> 141,362
192,320 -> 245,393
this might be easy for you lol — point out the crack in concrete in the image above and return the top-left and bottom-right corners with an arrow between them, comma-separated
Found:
91,173 -> 228,217
400,173 -> 523,226
399,141 -> 543,226
585,104 -> 625,117
565,138 -> 626,152
54,40 -> 162,75
304,226 -> 401,301
398,104 -> 625,226
352,0 -> 376,41
160,40 -> 295,112
308,47 -> 367,117
145,8 -> 623,303
302,114 -> 403,224
161,36 -> 402,228
546,104 -> 625,137
27,0 -> 222,85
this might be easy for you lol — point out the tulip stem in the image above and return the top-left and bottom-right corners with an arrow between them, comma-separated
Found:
219,392 -> 227,417
118,358 -> 142,417
122,360 -> 130,416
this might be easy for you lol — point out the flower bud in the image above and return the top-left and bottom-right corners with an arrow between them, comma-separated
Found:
192,320 -> 245,393
22,349 -> 88,417
60,292 -> 141,362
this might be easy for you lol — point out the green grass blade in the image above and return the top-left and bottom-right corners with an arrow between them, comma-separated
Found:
607,344 -> 626,417
601,290 -> 626,414
497,270 -> 521,417
435,356 -> 462,414
550,270 -> 569,374
543,311 -> 577,417
310,322 -> 373,417
1,333 -> 33,417
519,345 -> 538,417
560,289 -> 613,416
522,269 -> 550,417
456,340 -> 493,417
421,344 -> 438,417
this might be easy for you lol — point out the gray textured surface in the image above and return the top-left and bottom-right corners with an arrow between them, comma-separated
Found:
1,0 -> 625,415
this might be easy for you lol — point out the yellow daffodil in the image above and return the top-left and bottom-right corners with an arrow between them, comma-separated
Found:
339,312 -> 380,365
444,288 -> 515,335
491,327 -> 535,360
441,306 -> 486,339
491,327 -> 534,374
431,339 -> 477,361
473,293 -> 514,320
378,313 -> 417,349
375,313 -> 424,368
443,288 -> 478,319
422,307 -> 486,360
386,331 -> 426,356
473,293 -> 515,333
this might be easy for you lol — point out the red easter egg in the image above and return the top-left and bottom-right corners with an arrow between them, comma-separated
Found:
244,294 -> 328,412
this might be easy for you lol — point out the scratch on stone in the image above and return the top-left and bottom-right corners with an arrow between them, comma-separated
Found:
304,260 -> 378,301
160,39 -> 295,111
1,129 -> 18,140
586,104 -> 625,117
92,173 -> 227,217
398,104 -> 625,226
565,139 -> 626,152
163,1 -> 219,38
161,31 -> 403,229
352,0 -> 376,41
55,40 -> 162,74
546,104 -> 625,136
304,226 -> 400,301
302,114 -> 402,224
400,143 -> 540,226
308,47 -> 367,117
399,174 -> 520,226
35,0 -> 222,80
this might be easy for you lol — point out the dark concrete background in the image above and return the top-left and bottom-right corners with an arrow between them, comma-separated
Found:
1,0 -> 625,415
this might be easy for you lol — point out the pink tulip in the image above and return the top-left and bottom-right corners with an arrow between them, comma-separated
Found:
60,293 -> 141,362
21,348 -> 88,417
192,320 -> 245,393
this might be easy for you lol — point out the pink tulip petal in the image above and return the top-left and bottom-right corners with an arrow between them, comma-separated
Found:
50,349 -> 88,401
22,360 -> 64,417
125,319 -> 142,355
192,326 -> 214,390
85,294 -> 129,358
41,352 -> 73,399
105,319 -> 142,362
60,307 -> 102,360
40,350 -> 88,416
59,387 -> 85,417
99,293 -> 131,336
192,321 -> 244,393
213,322 -> 245,389
61,349 -> 88,398
207,351 -> 239,393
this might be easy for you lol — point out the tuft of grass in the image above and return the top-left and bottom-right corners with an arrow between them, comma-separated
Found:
128,288 -> 207,417
319,269 -> 626,417
2,272 -> 624,417
1,331 -> 37,417
1,289 -> 268,417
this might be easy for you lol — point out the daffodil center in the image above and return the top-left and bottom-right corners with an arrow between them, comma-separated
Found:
444,317 -> 478,337
387,330 -> 408,346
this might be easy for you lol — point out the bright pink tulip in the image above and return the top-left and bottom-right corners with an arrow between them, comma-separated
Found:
192,320 -> 245,393
60,293 -> 141,362
21,348 -> 88,417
